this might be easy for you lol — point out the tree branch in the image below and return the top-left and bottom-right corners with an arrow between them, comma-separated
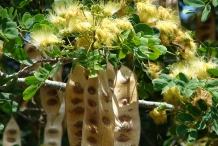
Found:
16,78 -> 175,109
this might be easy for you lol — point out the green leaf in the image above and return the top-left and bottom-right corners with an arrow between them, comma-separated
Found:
0,100 -> 12,114
195,120 -> 206,130
212,0 -> 218,7
152,79 -> 168,91
53,46 -> 61,56
89,70 -> 98,78
188,128 -> 197,142
25,76 -> 42,85
137,87 -> 149,99
198,99 -> 207,111
134,23 -> 154,35
159,74 -> 172,82
11,101 -> 19,112
34,72 -> 45,82
140,37 -> 148,46
49,61 -> 60,78
148,52 -> 160,60
176,124 -> 189,137
152,45 -> 167,55
207,68 -> 218,76
178,72 -> 189,83
33,14 -> 44,22
0,123 -> 4,131
183,0 -> 205,7
18,0 -> 32,8
129,14 -> 140,25
177,112 -> 195,123
201,5 -> 211,22
39,66 -> 49,75
44,63 -> 53,72
22,12 -> 31,23
185,89 -> 194,98
169,125 -> 177,135
183,10 -> 195,14
212,124 -> 218,135
186,104 -> 201,117
23,85 -> 38,100
4,27 -> 18,39
205,80 -> 218,88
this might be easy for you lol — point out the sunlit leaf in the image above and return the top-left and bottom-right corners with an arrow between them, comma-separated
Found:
23,85 -> 38,100
201,5 -> 211,22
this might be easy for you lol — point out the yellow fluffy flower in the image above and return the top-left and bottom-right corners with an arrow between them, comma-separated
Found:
149,108 -> 167,125
101,1 -> 121,16
163,86 -> 186,107
30,28 -> 63,49
136,2 -> 158,25
169,58 -> 215,79
193,87 -> 212,108
147,62 -> 162,78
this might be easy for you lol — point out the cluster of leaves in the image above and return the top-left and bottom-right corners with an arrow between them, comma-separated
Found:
183,0 -> 218,22
153,73 -> 218,143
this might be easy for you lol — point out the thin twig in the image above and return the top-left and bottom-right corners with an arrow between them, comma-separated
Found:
18,33 -> 30,44
170,42 -> 185,52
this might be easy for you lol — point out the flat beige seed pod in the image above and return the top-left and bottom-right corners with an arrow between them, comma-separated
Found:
20,44 -> 42,111
3,116 -> 21,146
82,77 -> 101,146
44,92 -> 65,146
98,70 -> 115,146
40,67 -> 63,124
65,65 -> 87,146
113,65 -> 140,146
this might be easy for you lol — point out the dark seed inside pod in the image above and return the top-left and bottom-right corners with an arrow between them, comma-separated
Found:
47,89 -> 57,96
48,128 -> 58,134
117,134 -> 130,142
7,138 -> 15,142
8,129 -> 17,134
73,121 -> 83,128
88,86 -> 96,95
88,99 -> 97,107
72,106 -> 85,114
87,136 -> 97,144
48,141 -> 57,146
102,116 -> 111,125
75,130 -> 82,137
73,82 -> 84,94
71,98 -> 82,105
47,99 -> 58,106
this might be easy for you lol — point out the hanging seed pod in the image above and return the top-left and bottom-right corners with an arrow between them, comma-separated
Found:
20,44 -> 42,111
43,92 -> 65,146
113,65 -> 140,146
98,70 -> 114,146
40,67 -> 63,124
106,61 -> 116,92
65,65 -> 87,146
81,77 -> 101,146
3,116 -> 21,146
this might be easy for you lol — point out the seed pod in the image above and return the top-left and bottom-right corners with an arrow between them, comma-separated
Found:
98,70 -> 115,146
65,65 -> 87,146
3,116 -> 21,146
81,77 -> 101,146
20,44 -> 42,111
113,65 -> 140,146
40,67 -> 63,124
43,93 -> 65,146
